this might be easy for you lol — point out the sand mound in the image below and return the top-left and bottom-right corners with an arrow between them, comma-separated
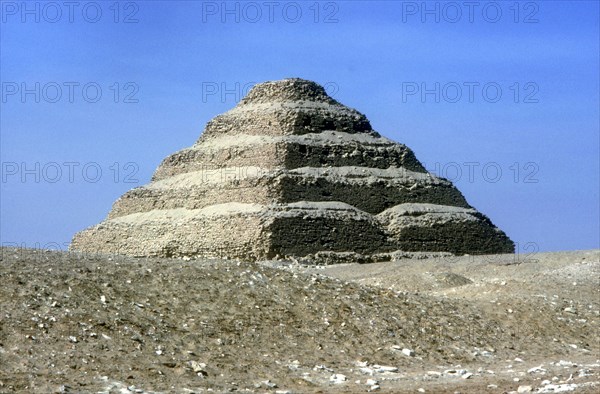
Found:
1,248 -> 598,393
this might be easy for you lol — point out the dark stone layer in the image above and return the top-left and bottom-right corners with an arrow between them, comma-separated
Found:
389,220 -> 515,255
378,205 -> 515,255
278,176 -> 470,214
266,216 -> 388,257
283,142 -> 425,172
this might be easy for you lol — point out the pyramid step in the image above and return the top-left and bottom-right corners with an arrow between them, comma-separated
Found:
377,204 -> 514,255
73,202 -> 386,260
203,101 -> 372,137
153,131 -> 426,181
109,166 -> 470,219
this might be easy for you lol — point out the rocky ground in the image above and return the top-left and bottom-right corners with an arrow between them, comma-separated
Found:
0,247 -> 598,393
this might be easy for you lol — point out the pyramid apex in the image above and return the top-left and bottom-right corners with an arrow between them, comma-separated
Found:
240,78 -> 336,105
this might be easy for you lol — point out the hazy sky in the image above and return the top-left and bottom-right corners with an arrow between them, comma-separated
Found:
1,1 -> 599,254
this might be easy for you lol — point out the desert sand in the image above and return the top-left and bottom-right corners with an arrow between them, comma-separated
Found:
0,248 -> 598,393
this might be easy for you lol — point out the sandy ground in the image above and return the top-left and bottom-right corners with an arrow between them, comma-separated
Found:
0,248 -> 598,393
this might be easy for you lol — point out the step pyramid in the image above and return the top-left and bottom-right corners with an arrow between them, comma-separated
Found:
71,78 -> 514,262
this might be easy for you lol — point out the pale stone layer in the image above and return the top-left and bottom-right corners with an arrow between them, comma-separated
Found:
72,203 -> 385,260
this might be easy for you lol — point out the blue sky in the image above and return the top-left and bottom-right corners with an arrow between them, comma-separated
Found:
1,0 -> 599,253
